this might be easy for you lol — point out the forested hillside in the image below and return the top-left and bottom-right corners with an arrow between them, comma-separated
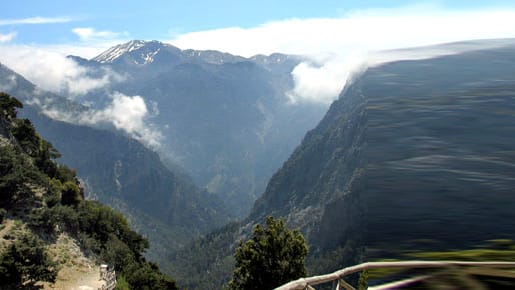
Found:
0,92 -> 176,289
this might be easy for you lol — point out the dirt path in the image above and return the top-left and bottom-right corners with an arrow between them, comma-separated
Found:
0,219 -> 14,239
43,265 -> 104,290
42,234 -> 106,290
0,221 -> 107,289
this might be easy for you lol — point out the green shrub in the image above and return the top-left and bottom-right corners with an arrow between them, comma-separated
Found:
61,181 -> 82,206
229,216 -> 308,290
0,208 -> 6,223
0,232 -> 58,287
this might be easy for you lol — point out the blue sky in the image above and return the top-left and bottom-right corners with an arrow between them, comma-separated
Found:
2,0 -> 515,52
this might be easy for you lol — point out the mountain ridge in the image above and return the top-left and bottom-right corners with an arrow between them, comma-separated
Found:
89,39 -> 300,68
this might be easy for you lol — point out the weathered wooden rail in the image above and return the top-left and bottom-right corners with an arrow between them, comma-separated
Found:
275,261 -> 515,290
99,264 -> 117,290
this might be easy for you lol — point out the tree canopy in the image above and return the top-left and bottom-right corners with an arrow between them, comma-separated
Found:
229,216 -> 308,290
0,92 -> 23,120
0,232 -> 58,287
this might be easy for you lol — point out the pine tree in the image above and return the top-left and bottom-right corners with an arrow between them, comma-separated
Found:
0,92 -> 23,120
0,232 -> 58,287
229,216 -> 308,290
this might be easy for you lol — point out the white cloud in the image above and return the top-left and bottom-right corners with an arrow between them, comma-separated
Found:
0,16 -> 74,26
287,52 -> 367,104
43,43 -> 121,59
61,27 -> 130,58
4,6 -> 515,107
72,27 -> 122,42
0,31 -> 16,43
87,92 -> 149,135
0,45 -> 123,96
169,6 -> 515,103
42,92 -> 162,148
0,74 -> 17,92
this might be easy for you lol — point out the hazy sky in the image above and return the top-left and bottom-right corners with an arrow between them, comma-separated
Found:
4,1 -> 511,44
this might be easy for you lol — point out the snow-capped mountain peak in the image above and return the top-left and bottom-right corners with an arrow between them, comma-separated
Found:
92,40 -> 160,64
90,40 -> 297,70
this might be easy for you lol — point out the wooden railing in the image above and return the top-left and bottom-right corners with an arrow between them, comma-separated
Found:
275,261 -> 515,290
99,264 -> 117,290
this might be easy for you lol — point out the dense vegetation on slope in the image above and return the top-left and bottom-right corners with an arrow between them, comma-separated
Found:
167,221 -> 243,288
0,92 -> 177,289
0,230 -> 58,287
229,216 -> 308,290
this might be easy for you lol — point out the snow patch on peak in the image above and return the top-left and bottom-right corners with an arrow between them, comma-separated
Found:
92,40 -> 148,63
127,40 -> 145,52
251,53 -> 290,65
183,49 -> 245,64
142,48 -> 160,64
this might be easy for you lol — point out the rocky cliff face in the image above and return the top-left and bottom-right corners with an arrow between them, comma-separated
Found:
249,81 -> 365,257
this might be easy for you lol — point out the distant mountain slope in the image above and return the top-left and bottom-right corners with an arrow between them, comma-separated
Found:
92,40 -> 246,66
80,40 -> 327,217
0,64 -> 230,264
24,107 -> 228,233
249,79 -> 365,256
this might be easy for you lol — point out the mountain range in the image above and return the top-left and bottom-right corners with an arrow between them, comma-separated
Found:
2,39 -> 515,289
0,41 -> 326,269
76,40 -> 327,217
